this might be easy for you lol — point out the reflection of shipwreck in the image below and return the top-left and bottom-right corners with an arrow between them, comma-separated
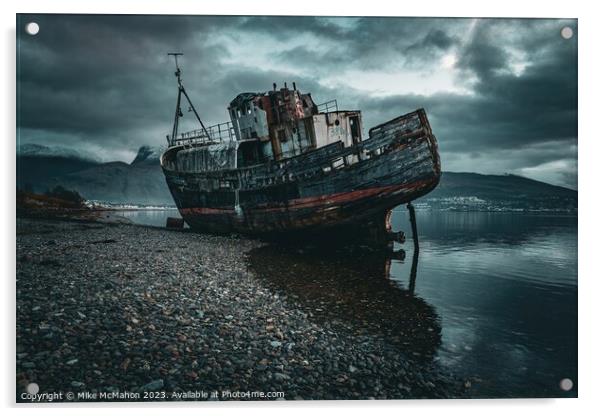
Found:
161,54 -> 441,245
247,244 -> 441,358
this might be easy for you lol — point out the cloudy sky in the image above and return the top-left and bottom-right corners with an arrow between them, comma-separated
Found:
17,15 -> 577,188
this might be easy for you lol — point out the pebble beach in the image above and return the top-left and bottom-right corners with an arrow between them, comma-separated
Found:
16,218 -> 463,401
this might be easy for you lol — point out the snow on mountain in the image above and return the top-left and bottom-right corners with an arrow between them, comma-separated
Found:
130,145 -> 165,165
17,143 -> 101,162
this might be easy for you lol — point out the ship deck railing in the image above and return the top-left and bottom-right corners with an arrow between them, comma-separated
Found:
317,99 -> 339,113
167,121 -> 236,146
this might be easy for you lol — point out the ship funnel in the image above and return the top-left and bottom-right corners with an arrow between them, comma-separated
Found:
284,82 -> 288,89
293,82 -> 297,90
273,82 -> 277,91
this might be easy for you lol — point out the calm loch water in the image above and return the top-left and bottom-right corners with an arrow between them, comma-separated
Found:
118,209 -> 182,227
388,210 -> 577,397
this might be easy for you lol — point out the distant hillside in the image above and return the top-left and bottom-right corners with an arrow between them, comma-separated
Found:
17,144 -> 101,193
44,161 -> 173,205
17,143 -> 100,162
17,145 -> 173,205
423,172 -> 577,211
430,172 -> 576,199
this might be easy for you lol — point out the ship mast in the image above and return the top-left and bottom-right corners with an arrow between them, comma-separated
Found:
168,52 -> 210,145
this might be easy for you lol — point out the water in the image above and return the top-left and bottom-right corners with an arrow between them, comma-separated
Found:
118,209 -> 182,227
388,210 -> 577,397
127,208 -> 577,398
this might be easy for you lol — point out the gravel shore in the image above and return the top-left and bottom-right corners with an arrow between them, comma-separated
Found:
16,218 -> 463,401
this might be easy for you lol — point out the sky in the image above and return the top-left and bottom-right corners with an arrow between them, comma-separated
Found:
17,15 -> 577,189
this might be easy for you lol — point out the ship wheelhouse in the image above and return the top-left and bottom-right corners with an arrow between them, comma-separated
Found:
228,83 -> 364,167
163,77 -> 366,173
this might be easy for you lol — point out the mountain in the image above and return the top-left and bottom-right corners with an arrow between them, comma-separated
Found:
17,143 -> 100,162
17,144 -> 101,193
130,145 -> 164,166
422,172 -> 577,211
44,146 -> 172,205
47,161 -> 173,205
17,145 -> 173,205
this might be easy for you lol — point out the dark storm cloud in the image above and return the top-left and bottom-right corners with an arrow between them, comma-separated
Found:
356,18 -> 577,187
264,17 -> 463,73
18,14 -> 237,129
237,15 -> 347,39
16,15 -> 577,187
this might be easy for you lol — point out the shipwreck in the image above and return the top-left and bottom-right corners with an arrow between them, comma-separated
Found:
160,54 -> 441,246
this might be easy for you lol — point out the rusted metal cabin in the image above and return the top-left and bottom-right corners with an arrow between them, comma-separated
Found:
228,83 -> 363,165
160,62 -> 441,246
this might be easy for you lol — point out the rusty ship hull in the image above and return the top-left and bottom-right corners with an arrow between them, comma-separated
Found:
161,109 -> 441,243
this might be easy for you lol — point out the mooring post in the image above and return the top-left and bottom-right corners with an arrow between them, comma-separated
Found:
407,202 -> 419,252
407,202 -> 419,295
409,246 -> 419,295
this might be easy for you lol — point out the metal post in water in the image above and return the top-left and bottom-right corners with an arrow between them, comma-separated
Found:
407,202 -> 419,252
407,202 -> 419,295
409,247 -> 419,295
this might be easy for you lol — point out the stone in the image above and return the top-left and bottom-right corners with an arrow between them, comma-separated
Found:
273,372 -> 290,381
140,379 -> 164,391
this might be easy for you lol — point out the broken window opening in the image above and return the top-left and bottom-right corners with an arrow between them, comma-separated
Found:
278,129 -> 288,142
